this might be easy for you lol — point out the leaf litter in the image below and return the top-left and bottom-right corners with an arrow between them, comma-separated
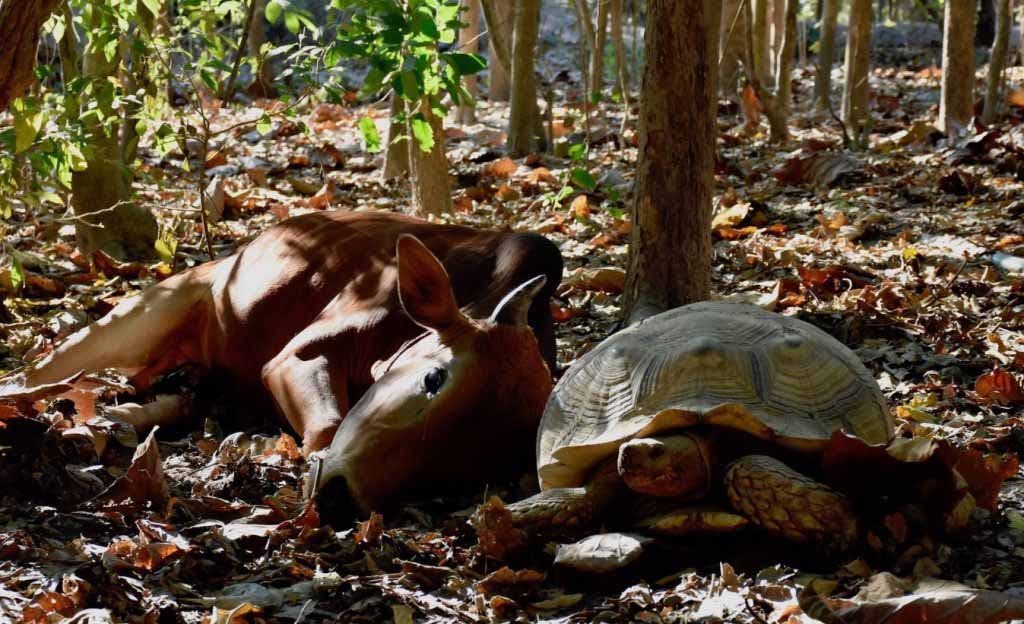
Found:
2,44 -> 1024,624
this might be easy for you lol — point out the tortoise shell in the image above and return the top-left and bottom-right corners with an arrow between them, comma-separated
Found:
537,302 -> 893,490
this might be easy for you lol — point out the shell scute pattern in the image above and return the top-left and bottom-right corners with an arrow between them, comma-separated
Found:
537,302 -> 893,490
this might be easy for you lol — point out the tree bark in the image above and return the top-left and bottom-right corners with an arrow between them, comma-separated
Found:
770,0 -> 785,79
456,0 -> 480,124
938,0 -> 977,136
0,0 -> 61,110
719,0 -> 744,100
775,0 -> 798,117
247,0 -> 276,98
610,0 -> 629,92
384,94 -> 410,181
983,0 -> 1010,124
842,0 -> 873,141
508,0 -> 541,156
622,0 -> 714,324
72,7 -> 157,259
407,98 -> 452,215
483,0 -> 513,101
752,0 -> 771,85
590,0 -> 609,98
813,0 -> 840,111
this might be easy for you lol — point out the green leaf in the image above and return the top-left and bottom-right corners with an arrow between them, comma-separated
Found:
266,0 -> 283,24
155,232 -> 178,265
398,70 -> 420,101
284,11 -> 300,34
12,101 -> 44,154
10,253 -> 24,292
570,167 -> 597,191
358,116 -> 382,152
567,143 -> 586,162
410,114 -> 434,153
140,0 -> 162,17
442,52 -> 486,75
256,114 -> 273,135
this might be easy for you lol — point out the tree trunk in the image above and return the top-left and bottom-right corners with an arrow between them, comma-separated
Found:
813,0 -> 840,111
383,94 -> 410,181
0,0 -> 61,110
456,0 -> 480,124
508,0 -> 541,156
407,98 -> 452,215
573,0 -> 597,80
590,0 -> 609,98
770,0 -> 785,79
938,0 -> 977,136
610,0 -> 629,92
752,0 -> 771,84
983,0 -> 1011,124
719,0 -> 744,100
622,0 -> 714,324
72,11 -> 157,259
842,0 -> 873,141
775,0 -> 798,118
484,0 -> 513,101
248,0 -> 276,98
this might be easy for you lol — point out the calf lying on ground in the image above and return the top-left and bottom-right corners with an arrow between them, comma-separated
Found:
9,210 -> 564,514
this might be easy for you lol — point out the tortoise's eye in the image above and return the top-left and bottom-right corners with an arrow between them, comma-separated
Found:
423,367 -> 447,396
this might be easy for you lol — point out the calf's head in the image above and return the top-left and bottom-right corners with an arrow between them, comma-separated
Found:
310,235 -> 553,516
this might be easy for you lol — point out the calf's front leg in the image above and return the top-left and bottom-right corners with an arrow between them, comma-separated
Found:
262,349 -> 350,454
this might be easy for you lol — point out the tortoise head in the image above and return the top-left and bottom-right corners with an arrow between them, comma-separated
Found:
310,235 -> 553,517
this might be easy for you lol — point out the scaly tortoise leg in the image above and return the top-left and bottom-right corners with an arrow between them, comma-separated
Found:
505,461 -> 623,531
725,455 -> 858,551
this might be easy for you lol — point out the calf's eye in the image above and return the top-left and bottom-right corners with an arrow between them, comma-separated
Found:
423,367 -> 447,395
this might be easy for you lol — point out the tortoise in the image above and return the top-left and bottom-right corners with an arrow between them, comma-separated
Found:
504,301 -> 894,551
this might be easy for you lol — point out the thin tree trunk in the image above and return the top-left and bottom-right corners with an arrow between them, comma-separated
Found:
814,0 -> 840,111
508,0 -> 541,156
574,0 -> 597,79
384,94 -> 410,181
457,0 -> 480,124
610,0 -> 629,92
622,0 -> 714,324
72,7 -> 157,259
743,0 -> 788,140
719,0 -> 744,100
248,0 -> 276,98
938,0 -> 977,136
771,0 -> 785,80
842,0 -> 873,142
482,0 -> 512,100
0,0 -> 61,110
590,0 -> 609,98
752,0 -> 771,84
407,98 -> 452,215
775,0 -> 798,117
982,0 -> 1011,124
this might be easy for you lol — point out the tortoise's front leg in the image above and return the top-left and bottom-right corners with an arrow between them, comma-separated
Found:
504,461 -> 623,531
725,455 -> 858,550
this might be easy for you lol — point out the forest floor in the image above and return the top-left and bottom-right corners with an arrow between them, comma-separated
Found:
4,51 -> 1024,622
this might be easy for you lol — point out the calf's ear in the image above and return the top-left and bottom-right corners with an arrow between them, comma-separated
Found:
396,235 -> 465,334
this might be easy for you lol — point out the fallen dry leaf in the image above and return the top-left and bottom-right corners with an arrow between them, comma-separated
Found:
95,428 -> 168,509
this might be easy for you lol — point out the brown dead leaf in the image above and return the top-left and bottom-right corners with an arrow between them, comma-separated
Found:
475,566 -> 545,597
205,149 -> 228,169
95,428 -> 168,508
550,303 -> 576,323
484,157 -> 517,178
1008,88 -> 1024,108
570,194 -> 591,219
798,265 -> 873,296
305,181 -> 336,210
740,83 -> 761,128
525,167 -> 556,185
272,433 -> 302,460
355,511 -> 383,547
804,574 -> 1024,624
714,226 -> 759,240
472,496 -> 526,560
773,151 -> 857,188
92,250 -> 150,279
712,201 -> 752,230
560,267 -> 626,294
939,170 -> 981,196
975,368 -> 1024,405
